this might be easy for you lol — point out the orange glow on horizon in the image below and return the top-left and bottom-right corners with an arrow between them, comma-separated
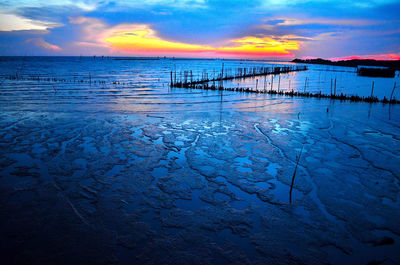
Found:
104,27 -> 214,54
102,26 -> 300,57
216,36 -> 299,57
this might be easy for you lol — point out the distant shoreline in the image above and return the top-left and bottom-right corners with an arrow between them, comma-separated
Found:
2,56 -> 399,69
292,58 -> 400,69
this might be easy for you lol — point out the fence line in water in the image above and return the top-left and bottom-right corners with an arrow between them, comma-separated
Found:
170,65 -> 308,88
169,65 -> 399,104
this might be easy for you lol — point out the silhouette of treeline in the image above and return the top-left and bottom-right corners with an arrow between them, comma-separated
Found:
292,58 -> 400,70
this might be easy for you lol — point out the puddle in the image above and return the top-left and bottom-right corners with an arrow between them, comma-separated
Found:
234,156 -> 253,173
254,182 -> 271,190
225,182 -> 262,206
266,162 -> 279,177
268,178 -> 302,203
152,167 -> 168,184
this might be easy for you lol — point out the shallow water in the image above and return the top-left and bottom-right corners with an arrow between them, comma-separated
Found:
0,57 -> 399,264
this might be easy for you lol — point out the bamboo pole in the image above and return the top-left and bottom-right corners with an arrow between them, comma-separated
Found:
304,77 -> 307,93
271,75 -> 274,92
390,82 -> 396,102
278,75 -> 281,93
264,75 -> 267,91
371,81 -> 375,98
290,145 -> 304,204
334,78 -> 337,96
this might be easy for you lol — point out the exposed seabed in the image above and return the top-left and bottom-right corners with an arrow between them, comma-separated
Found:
0,57 -> 399,265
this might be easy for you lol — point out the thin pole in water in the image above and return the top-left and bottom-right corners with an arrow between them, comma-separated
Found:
371,81 -> 375,98
390,82 -> 397,102
271,75 -> 274,92
264,75 -> 267,91
174,65 -> 176,84
278,75 -> 281,93
304,77 -> 308,93
290,145 -> 304,204
334,78 -> 337,96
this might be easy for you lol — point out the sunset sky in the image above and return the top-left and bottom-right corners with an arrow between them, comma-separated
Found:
0,0 -> 399,60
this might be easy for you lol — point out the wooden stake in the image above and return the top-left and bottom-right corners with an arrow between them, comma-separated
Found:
371,81 -> 375,98
264,75 -> 267,91
390,82 -> 397,102
271,75 -> 274,92
278,75 -> 281,93
334,78 -> 337,96
290,145 -> 304,204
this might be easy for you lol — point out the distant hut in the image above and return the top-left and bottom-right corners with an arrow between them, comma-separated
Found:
357,65 -> 395,78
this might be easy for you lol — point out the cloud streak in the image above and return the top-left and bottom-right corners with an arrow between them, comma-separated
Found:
26,38 -> 62,51
3,0 -> 207,12
261,17 -> 379,28
0,12 -> 63,31
260,0 -> 399,8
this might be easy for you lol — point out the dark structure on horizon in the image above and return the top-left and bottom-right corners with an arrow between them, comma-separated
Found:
292,58 -> 400,70
357,66 -> 395,78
